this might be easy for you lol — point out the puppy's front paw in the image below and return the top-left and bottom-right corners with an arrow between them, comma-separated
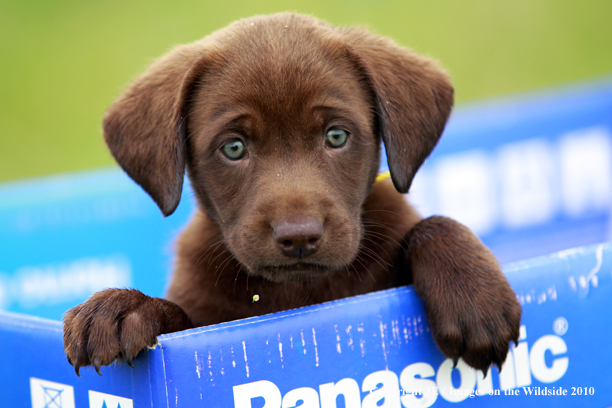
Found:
408,216 -> 522,373
425,279 -> 521,373
63,288 -> 190,376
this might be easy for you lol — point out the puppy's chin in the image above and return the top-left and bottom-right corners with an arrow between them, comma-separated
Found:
251,262 -> 338,283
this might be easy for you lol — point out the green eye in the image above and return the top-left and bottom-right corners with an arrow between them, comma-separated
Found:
325,128 -> 348,148
222,139 -> 247,160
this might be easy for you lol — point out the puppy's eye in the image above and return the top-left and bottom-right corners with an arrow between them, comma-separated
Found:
325,128 -> 348,148
222,139 -> 247,160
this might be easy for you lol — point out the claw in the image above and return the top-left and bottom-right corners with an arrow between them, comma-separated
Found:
493,355 -> 503,374
452,357 -> 459,369
94,358 -> 102,376
125,351 -> 134,368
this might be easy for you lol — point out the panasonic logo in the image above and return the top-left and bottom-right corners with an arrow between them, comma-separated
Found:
233,324 -> 569,407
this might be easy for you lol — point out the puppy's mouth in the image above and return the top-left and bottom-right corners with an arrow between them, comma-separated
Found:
256,262 -> 334,282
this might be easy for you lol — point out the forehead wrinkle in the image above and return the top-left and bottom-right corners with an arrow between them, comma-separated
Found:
310,103 -> 359,118
217,33 -> 348,101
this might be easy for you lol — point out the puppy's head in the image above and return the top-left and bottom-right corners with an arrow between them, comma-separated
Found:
103,13 -> 453,282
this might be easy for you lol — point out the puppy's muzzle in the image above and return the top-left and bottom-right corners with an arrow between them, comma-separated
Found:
273,216 -> 324,258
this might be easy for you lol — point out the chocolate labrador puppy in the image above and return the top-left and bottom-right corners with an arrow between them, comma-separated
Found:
63,13 -> 521,376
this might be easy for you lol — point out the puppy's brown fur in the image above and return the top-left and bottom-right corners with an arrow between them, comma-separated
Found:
63,13 -> 521,376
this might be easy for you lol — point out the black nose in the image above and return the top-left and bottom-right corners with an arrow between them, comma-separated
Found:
273,217 -> 324,258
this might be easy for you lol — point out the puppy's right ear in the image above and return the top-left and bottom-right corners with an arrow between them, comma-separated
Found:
103,43 -> 208,216
341,29 -> 454,194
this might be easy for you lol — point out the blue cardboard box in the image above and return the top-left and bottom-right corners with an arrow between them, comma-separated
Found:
1,242 -> 611,407
1,79 -> 612,407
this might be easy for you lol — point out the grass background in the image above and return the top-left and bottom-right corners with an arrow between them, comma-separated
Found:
1,0 -> 611,182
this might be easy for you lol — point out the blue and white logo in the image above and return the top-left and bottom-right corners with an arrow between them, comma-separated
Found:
30,378 -> 75,408
88,391 -> 133,408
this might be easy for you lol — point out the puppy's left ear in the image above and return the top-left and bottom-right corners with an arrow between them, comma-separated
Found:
103,43 -> 208,216
343,30 -> 454,193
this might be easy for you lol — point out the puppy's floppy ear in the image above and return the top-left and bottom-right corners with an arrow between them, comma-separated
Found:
343,30 -> 454,193
103,43 -> 208,216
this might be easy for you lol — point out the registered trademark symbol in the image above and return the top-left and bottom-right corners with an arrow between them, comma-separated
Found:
553,317 -> 568,336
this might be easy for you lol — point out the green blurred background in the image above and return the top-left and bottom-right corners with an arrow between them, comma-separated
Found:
1,0 -> 611,183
